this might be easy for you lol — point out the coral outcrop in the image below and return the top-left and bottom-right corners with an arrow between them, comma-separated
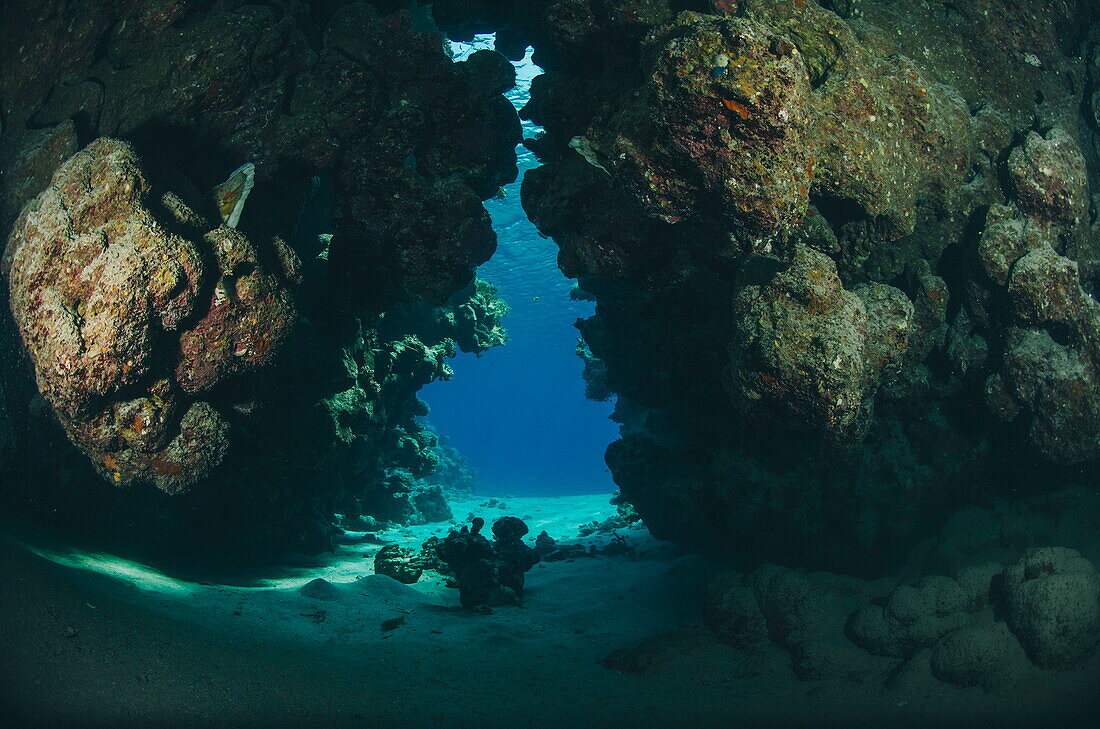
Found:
847,565 -> 1000,658
5,138 -> 296,492
438,516 -> 541,609
374,544 -> 425,585
1003,547 -> 1100,667
0,0 -> 519,560
732,245 -> 912,446
434,0 -> 1100,573
702,519 -> 1100,688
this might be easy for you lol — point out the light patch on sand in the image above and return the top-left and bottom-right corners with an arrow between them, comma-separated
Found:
23,545 -> 196,594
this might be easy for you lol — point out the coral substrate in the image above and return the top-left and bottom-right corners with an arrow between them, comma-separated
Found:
1,0 -> 1099,581
0,0 -> 518,561
432,0 -> 1100,574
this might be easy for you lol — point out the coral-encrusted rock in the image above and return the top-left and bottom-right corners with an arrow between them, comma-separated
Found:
491,515 -> 529,541
991,328 -> 1100,464
1003,547 -> 1100,668
930,622 -> 1028,690
803,17 -> 972,238
438,517 -> 540,609
176,227 -> 297,393
438,525 -> 499,608
374,544 -> 423,585
5,140 -> 203,416
581,3 -> 971,240
4,138 -> 296,493
593,12 -> 813,234
434,0 -> 1093,582
732,245 -> 912,446
1007,128 -> 1089,229
981,215 -> 1100,463
974,128 -> 1100,465
977,204 -> 1052,287
1008,246 -> 1090,328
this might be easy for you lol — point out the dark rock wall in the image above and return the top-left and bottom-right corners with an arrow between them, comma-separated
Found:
433,0 -> 1100,574
0,0 -> 518,563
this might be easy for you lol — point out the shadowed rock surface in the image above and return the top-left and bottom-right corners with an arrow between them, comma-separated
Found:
0,0 -> 1097,582
433,0 -> 1100,574
0,2 -> 1098,726
0,0 -> 519,563
6,138 -> 296,493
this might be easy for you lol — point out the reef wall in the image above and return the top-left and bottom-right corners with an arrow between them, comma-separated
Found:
4,0 -> 1100,574
433,0 -> 1100,573
0,0 -> 518,561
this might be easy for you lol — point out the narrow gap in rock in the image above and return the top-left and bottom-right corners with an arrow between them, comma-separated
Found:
420,34 -> 619,497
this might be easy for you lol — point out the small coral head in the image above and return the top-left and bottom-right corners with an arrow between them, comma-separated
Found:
471,516 -> 485,534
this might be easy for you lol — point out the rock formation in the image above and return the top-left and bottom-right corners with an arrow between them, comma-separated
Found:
438,516 -> 541,608
433,0 -> 1100,573
0,0 -> 519,560
703,538 -> 1100,687
6,138 -> 297,493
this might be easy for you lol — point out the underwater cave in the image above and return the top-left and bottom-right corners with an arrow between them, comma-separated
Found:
1,2 -> 1100,728
420,36 -> 620,498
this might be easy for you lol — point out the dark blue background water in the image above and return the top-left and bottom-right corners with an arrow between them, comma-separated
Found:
420,39 -> 618,496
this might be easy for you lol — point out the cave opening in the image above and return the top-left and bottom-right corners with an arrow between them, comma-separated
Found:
3,2 -> 1100,725
420,35 -> 619,497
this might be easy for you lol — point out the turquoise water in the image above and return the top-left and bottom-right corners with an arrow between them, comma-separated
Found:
421,39 -> 618,496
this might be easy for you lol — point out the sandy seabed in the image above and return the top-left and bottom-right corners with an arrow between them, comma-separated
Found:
1,493 -> 1097,729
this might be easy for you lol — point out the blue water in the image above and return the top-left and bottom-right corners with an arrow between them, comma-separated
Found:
420,39 -> 618,496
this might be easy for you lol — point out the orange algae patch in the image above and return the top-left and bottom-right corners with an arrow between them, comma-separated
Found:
722,98 -> 751,120
152,459 -> 183,477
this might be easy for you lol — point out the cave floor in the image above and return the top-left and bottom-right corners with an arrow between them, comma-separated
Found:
1,493 -> 1097,729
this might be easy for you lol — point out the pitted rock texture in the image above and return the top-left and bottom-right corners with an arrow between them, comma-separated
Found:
929,622 -> 1028,691
979,130 -> 1100,464
848,566 -> 997,659
0,1 -> 521,315
589,12 -> 814,234
5,138 -> 296,493
1008,128 -> 1090,230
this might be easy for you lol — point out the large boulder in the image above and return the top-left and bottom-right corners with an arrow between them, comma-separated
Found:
1003,547 -> 1100,668
929,622 -> 1028,691
732,245 -> 912,447
4,138 -> 297,493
